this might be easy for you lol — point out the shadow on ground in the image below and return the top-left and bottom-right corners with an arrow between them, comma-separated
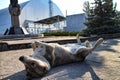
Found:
3,61 -> 103,80
95,39 -> 120,53
2,70 -> 27,80
41,62 -> 101,80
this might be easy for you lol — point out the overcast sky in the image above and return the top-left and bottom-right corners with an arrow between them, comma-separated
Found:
0,0 -> 119,16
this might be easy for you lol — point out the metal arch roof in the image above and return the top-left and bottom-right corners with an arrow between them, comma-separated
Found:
34,15 -> 66,24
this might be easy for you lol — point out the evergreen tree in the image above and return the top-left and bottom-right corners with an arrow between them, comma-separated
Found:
83,0 -> 119,35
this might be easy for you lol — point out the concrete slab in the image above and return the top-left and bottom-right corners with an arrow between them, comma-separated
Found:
1,36 -> 77,45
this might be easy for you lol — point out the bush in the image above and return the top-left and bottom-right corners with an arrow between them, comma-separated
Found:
82,26 -> 120,36
81,29 -> 90,37
43,31 -> 82,36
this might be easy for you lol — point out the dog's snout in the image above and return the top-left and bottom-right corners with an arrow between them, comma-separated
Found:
19,56 -> 24,61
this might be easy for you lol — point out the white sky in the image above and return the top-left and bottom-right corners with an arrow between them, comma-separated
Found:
0,0 -> 120,16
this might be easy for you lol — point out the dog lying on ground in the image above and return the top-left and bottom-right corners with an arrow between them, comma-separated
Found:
19,35 -> 103,79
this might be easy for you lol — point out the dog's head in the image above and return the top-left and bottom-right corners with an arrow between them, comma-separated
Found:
31,41 -> 46,56
19,55 -> 50,78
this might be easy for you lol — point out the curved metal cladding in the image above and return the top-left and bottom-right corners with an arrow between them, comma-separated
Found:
19,0 -> 63,27
0,8 -> 10,35
0,2 -> 28,34
0,0 -> 63,34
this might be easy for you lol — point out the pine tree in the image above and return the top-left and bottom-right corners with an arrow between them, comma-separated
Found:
83,0 -> 119,35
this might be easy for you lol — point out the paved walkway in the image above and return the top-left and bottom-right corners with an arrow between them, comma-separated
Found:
0,38 -> 120,80
2,36 -> 77,45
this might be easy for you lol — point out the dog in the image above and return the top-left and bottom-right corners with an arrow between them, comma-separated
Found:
19,35 -> 103,79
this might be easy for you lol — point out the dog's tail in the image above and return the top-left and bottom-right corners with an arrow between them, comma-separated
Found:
92,38 -> 103,51
76,34 -> 81,45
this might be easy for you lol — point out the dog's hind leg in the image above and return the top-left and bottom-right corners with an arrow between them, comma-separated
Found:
85,40 -> 93,48
75,38 -> 103,61
85,38 -> 103,54
84,40 -> 93,54
91,38 -> 103,51
76,34 -> 81,45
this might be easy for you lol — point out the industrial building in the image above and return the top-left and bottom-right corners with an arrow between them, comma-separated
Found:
0,0 -> 86,35
0,0 -> 64,35
65,13 -> 86,32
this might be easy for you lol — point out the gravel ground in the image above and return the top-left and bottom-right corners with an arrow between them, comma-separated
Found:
0,38 -> 120,80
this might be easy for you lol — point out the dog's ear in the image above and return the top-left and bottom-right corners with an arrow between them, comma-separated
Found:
31,41 -> 39,51
31,42 -> 36,51
31,41 -> 46,51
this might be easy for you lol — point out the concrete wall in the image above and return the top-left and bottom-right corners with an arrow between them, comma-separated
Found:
65,13 -> 86,32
